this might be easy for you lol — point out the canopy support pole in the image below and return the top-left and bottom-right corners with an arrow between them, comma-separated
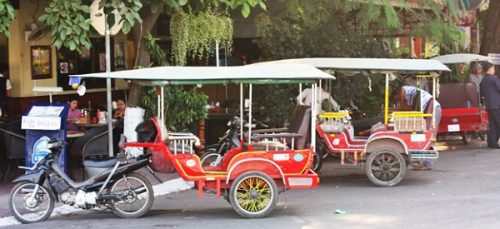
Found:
432,77 -> 436,130
311,83 -> 317,154
384,73 -> 389,125
105,16 -> 113,157
240,84 -> 244,141
299,83 -> 303,105
248,84 -> 253,143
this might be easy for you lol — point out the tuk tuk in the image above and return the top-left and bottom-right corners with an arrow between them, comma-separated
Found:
70,63 -> 330,218
431,53 -> 490,144
254,58 -> 450,187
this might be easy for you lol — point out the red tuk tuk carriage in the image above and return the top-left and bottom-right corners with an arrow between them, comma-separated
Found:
254,58 -> 450,187
431,54 -> 490,144
71,64 -> 330,218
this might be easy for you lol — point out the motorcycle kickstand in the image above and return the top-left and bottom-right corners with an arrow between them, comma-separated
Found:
146,165 -> 163,183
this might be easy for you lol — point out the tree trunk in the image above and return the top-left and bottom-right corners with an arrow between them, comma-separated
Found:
480,1 -> 500,56
127,7 -> 163,107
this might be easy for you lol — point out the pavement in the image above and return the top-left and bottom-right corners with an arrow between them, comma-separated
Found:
1,138 -> 500,228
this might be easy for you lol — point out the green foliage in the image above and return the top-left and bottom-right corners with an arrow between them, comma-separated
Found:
142,87 -> 209,131
100,0 -> 143,34
170,10 -> 233,66
39,0 -> 92,52
253,84 -> 298,127
253,0 -> 468,120
0,0 -> 15,37
144,33 -> 169,66
167,0 -> 267,18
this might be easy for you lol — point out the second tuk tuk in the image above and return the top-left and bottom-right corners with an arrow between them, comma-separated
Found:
255,58 -> 450,187
431,53 -> 490,144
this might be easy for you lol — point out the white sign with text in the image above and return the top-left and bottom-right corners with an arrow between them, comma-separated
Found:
21,116 -> 61,130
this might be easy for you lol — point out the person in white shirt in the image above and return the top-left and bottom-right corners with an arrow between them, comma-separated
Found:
467,62 -> 484,93
296,83 -> 339,112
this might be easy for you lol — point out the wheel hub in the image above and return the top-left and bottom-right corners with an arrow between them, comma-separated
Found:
249,190 -> 259,200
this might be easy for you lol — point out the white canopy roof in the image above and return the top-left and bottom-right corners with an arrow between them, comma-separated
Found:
431,53 -> 490,64
70,64 -> 335,85
252,58 -> 450,72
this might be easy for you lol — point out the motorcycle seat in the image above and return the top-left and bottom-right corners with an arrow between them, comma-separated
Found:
83,158 -> 118,168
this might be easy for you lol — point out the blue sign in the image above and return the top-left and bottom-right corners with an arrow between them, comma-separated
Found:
31,136 -> 51,164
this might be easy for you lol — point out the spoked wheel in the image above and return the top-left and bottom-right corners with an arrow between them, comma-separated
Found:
108,173 -> 154,218
9,182 -> 55,224
229,171 -> 278,218
462,133 -> 472,145
200,149 -> 223,167
365,148 -> 406,187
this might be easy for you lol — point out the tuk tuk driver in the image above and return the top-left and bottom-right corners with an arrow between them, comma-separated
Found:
393,85 -> 442,135
393,86 -> 441,170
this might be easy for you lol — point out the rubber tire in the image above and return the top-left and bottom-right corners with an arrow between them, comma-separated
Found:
365,147 -> 406,187
462,133 -> 471,145
479,133 -> 486,141
109,173 -> 154,218
9,182 -> 55,224
200,149 -> 223,167
311,151 -> 323,173
229,171 -> 278,218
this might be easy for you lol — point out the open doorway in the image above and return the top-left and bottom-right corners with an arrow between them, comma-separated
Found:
0,36 -> 8,69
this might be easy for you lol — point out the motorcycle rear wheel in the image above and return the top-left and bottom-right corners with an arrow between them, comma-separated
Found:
108,173 -> 154,218
9,182 -> 55,224
200,149 -> 223,167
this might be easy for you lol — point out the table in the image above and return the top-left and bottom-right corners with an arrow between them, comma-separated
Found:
67,131 -> 85,139
75,122 -> 109,128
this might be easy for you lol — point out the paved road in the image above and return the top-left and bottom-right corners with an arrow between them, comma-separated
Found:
3,140 -> 500,229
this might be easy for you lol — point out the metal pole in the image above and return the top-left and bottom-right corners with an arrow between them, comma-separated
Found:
215,41 -> 220,67
299,83 -> 303,104
384,74 -> 389,125
432,77 -> 436,129
105,16 -> 114,157
248,84 -> 253,143
311,83 -> 316,154
240,84 -> 243,141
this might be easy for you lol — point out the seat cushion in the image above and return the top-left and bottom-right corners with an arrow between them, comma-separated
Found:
83,158 -> 117,168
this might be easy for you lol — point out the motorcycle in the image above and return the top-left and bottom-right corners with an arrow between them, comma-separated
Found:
8,138 -> 154,224
200,116 -> 268,167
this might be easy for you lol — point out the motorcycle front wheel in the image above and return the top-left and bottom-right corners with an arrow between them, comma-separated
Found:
9,182 -> 55,224
108,173 -> 154,218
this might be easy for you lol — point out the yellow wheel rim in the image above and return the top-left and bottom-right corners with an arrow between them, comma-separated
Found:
235,176 -> 272,213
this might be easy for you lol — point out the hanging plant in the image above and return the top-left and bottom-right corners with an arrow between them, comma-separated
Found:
0,0 -> 15,37
170,10 -> 233,66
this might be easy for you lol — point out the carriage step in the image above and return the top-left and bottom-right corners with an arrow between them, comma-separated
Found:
409,150 -> 439,161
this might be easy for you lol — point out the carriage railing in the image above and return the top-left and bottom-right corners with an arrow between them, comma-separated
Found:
167,132 -> 201,154
251,133 -> 303,151
318,111 -> 351,133
391,111 -> 431,133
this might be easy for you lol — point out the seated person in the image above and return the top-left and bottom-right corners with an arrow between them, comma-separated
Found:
113,99 -> 126,119
297,83 -> 339,112
67,97 -> 82,133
